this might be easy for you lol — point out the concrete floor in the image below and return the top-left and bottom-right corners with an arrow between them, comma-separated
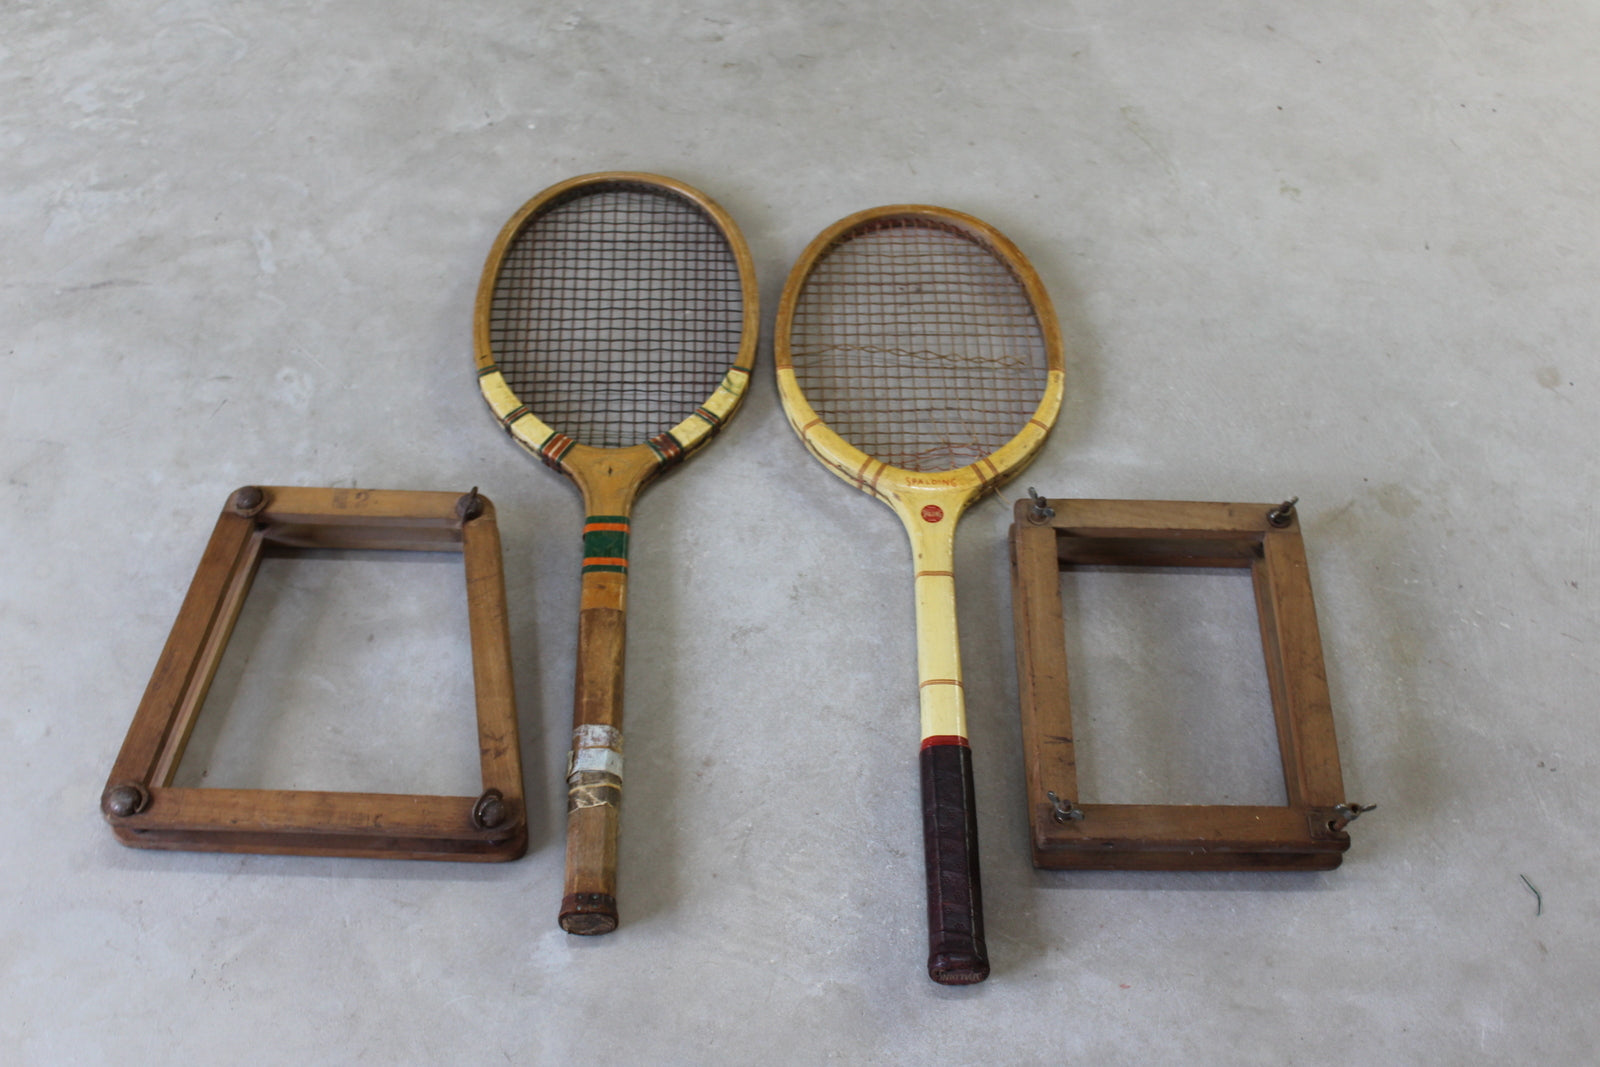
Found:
4,2 -> 1597,1062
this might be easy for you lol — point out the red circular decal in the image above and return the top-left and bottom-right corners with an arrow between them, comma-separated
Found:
921,505 -> 944,523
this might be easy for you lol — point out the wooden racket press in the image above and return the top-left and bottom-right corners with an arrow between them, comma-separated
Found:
1010,495 -> 1371,871
100,486 -> 526,861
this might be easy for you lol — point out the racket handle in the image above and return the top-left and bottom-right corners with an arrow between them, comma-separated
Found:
561,802 -> 620,934
560,596 -> 627,935
920,740 -> 990,984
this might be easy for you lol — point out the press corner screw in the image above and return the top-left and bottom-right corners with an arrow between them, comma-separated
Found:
1027,487 -> 1056,525
1046,790 -> 1084,823
1329,801 -> 1376,831
232,486 -> 266,514
102,783 -> 148,818
473,789 -> 507,829
456,486 -> 485,522
1267,496 -> 1299,527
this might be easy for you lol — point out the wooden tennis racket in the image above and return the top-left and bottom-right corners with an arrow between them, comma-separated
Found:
474,173 -> 758,934
775,206 -> 1063,983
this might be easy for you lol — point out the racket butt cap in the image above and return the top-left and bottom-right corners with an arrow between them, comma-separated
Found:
559,893 -> 619,935
928,946 -> 991,985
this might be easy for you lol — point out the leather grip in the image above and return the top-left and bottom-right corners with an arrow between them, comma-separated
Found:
920,740 -> 990,984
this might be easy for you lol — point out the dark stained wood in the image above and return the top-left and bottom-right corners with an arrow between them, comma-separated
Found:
111,831 -> 525,861
127,787 -> 485,835
1032,804 -> 1348,855
1010,496 -> 1355,872
102,486 -> 527,862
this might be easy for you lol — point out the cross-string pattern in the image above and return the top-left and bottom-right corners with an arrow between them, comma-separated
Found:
490,183 -> 744,448
789,217 -> 1049,472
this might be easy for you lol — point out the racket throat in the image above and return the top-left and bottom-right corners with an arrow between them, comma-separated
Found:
897,498 -> 969,745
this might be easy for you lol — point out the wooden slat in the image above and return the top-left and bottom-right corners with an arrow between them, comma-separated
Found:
258,486 -> 466,527
106,508 -> 260,790
1034,848 -> 1346,872
1009,514 -> 1077,839
132,787 -> 482,837
1257,524 -> 1345,806
462,505 -> 523,798
1057,536 -> 1259,567
108,828 -> 525,862
1034,804 -> 1346,851
1033,803 -> 1348,871
262,523 -> 465,552
151,527 -> 266,786
1050,498 -> 1271,538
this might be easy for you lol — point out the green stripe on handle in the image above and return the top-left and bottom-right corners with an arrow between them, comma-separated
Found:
582,516 -> 630,574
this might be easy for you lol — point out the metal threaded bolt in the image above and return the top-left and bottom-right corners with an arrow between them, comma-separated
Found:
1027,487 -> 1055,525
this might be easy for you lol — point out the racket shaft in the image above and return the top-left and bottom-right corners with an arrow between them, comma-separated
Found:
907,514 -> 990,983
560,503 -> 635,934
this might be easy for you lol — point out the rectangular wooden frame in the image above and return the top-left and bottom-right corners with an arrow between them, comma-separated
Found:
1010,497 -> 1352,871
101,486 -> 526,861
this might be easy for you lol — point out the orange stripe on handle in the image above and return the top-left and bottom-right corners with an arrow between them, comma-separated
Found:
921,734 -> 971,750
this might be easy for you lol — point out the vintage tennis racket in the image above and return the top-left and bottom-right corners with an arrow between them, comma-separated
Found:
474,173 -> 758,934
776,206 -> 1063,983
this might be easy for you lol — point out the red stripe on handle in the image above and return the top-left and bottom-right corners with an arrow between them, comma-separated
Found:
920,741 -> 989,984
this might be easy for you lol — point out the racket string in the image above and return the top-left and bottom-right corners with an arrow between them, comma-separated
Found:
489,185 -> 745,449
789,217 -> 1049,472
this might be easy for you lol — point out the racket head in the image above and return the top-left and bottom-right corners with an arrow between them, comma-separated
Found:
474,172 -> 759,479
774,205 -> 1064,520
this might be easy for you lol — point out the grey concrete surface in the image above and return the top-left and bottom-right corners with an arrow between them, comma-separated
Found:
4,2 -> 1597,1062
